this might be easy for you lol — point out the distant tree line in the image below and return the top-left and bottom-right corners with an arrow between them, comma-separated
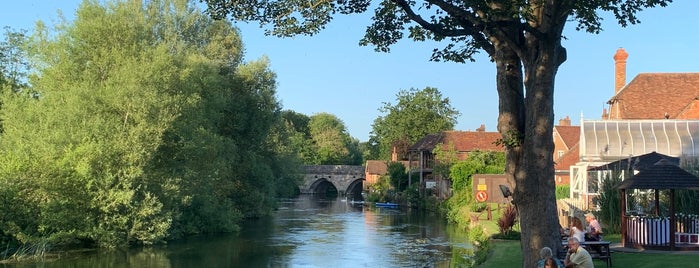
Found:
281,111 -> 363,166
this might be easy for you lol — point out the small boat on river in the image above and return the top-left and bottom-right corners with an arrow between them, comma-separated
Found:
350,200 -> 365,206
375,202 -> 399,208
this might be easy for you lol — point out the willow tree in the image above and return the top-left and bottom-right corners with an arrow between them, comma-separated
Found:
202,0 -> 672,265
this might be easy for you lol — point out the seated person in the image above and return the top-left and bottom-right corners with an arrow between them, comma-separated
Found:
584,213 -> 603,241
537,247 -> 563,268
570,217 -> 585,243
564,237 -> 594,268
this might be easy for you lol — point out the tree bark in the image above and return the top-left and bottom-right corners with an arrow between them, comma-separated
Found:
493,30 -> 566,268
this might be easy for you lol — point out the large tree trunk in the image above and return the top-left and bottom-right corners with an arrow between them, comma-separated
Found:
523,45 -> 567,268
494,33 -> 566,268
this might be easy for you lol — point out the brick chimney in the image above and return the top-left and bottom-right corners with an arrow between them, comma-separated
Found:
476,124 -> 486,132
558,116 -> 571,126
614,48 -> 628,94
391,146 -> 398,162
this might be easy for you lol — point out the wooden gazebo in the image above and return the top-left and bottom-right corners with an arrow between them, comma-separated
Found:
616,159 -> 699,250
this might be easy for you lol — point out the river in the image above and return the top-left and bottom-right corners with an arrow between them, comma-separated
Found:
2,195 -> 475,267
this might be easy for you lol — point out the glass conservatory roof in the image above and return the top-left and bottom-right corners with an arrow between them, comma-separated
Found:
580,120 -> 699,162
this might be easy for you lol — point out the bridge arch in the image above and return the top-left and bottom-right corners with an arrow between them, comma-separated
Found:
345,179 -> 364,197
301,165 -> 365,197
308,178 -> 339,195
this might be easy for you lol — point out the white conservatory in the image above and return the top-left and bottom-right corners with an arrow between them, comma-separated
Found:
569,119 -> 699,209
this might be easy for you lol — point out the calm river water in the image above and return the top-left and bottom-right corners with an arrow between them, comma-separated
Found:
2,195 -> 474,267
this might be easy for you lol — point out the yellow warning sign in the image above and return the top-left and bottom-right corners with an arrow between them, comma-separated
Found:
477,184 -> 487,191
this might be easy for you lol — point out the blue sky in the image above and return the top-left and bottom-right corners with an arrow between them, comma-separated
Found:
2,1 -> 698,142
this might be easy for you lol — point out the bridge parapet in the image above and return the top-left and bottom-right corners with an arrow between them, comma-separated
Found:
301,165 -> 365,195
303,165 -> 364,175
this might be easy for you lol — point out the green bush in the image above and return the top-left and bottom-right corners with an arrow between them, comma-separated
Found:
468,226 -> 491,265
444,190 -> 472,226
470,202 -> 487,212
387,162 -> 409,191
555,185 -> 570,199
598,171 -> 622,233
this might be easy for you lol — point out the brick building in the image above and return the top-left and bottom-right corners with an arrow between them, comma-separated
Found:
407,126 -> 503,198
568,48 -> 699,209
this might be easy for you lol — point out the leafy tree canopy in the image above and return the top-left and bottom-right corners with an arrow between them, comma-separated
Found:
309,112 -> 362,165
275,110 -> 363,165
387,161 -> 408,191
202,0 -> 670,62
0,0 -> 294,248
0,27 -> 29,92
370,87 -> 459,160
450,151 -> 505,191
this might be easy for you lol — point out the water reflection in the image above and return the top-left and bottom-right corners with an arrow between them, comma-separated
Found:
1,196 -> 473,268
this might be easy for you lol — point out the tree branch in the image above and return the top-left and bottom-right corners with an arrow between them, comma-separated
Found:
391,0 -> 465,37
392,0 -> 494,55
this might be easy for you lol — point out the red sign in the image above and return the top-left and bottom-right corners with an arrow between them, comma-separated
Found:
476,190 -> 488,202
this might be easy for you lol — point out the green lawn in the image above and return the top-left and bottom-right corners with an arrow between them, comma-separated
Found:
474,210 -> 699,267
481,238 -> 699,267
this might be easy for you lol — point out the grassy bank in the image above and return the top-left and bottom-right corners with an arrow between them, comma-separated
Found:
479,232 -> 699,267
452,201 -> 698,267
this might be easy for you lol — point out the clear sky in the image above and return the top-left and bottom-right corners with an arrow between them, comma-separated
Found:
2,1 -> 698,142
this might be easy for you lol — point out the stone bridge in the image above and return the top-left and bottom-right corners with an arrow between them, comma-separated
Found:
301,165 -> 364,196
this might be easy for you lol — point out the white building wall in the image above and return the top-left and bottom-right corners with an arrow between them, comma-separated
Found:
570,119 -> 699,209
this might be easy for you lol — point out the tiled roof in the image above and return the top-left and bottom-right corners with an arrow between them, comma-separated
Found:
678,99 -> 699,118
365,160 -> 388,175
555,143 -> 579,171
609,73 -> 699,119
365,160 -> 410,175
409,133 -> 444,151
616,159 -> 699,190
588,151 -> 679,171
554,125 -> 580,149
409,131 -> 504,152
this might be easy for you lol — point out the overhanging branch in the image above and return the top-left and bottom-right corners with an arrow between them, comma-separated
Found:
393,0 -> 494,55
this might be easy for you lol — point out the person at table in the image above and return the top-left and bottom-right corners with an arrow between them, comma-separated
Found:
570,217 -> 585,243
564,237 -> 593,268
585,213 -> 603,241
537,247 -> 563,268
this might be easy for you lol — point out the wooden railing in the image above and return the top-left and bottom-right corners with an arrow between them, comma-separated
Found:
624,214 -> 699,247
556,198 -> 586,227
676,214 -> 699,245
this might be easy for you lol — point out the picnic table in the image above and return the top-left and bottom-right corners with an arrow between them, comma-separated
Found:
558,240 -> 612,268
